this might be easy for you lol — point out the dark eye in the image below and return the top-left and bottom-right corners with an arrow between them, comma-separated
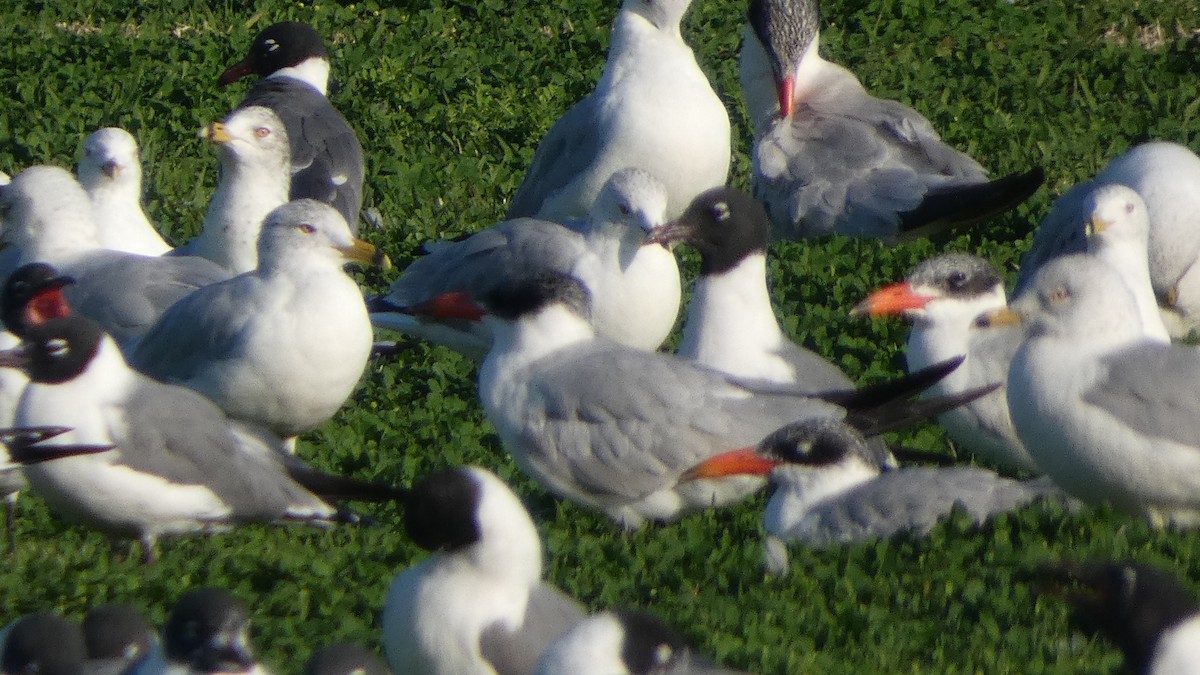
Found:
947,271 -> 967,289
618,203 -> 631,216
1046,286 -> 1071,305
1125,202 -> 1135,215
297,223 -> 316,234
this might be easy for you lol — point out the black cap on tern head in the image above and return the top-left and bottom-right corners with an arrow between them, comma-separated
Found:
0,612 -> 87,675
908,253 -> 1004,299
757,417 -> 887,468
219,22 -> 328,85
404,467 -> 482,553
652,187 -> 770,275
479,272 -> 592,322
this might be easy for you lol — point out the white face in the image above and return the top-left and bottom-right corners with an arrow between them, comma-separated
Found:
593,168 -> 669,235
220,106 -> 290,167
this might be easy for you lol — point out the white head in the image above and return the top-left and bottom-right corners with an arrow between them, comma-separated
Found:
256,199 -> 382,274
1005,254 -> 1143,346
535,610 -> 705,675
621,0 -> 693,33
77,127 -> 143,192
201,106 -> 291,175
856,253 -> 1008,329
588,168 -> 669,239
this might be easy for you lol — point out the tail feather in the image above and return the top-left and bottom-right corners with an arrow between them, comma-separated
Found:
896,167 -> 1046,242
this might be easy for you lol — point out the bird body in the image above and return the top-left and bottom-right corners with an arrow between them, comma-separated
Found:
507,0 -> 730,221
76,127 -> 172,257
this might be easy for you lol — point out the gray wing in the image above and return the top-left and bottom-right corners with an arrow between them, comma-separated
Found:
1013,182 -> 1091,295
794,467 -> 1065,547
755,87 -> 986,239
776,341 -> 854,391
507,96 -> 604,220
1082,343 -> 1200,448
114,381 -> 327,519
239,79 -> 365,231
479,583 -> 586,675
63,251 -> 231,345
519,343 -> 843,501
384,219 -> 588,306
127,277 -> 258,384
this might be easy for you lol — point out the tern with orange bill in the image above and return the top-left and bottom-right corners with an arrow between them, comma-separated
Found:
684,417 -> 1070,573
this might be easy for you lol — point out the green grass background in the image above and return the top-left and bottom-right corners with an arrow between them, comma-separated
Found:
2,0 -> 1199,672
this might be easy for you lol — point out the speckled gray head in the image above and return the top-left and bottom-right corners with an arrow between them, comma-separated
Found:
908,253 -> 1005,300
748,0 -> 820,86
758,417 -> 894,471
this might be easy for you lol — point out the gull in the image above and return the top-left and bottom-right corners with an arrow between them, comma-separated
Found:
535,609 -> 749,675
0,166 -> 230,346
1016,142 -> 1200,338
382,465 -> 585,675
76,127 -> 173,256
371,167 -> 680,358
852,253 -> 1038,474
1081,184 -> 1170,342
982,255 -> 1200,527
684,417 -> 1069,574
1039,560 -> 1200,675
129,200 -> 383,445
649,185 -> 852,389
82,603 -> 158,675
477,272 -> 985,529
173,106 -> 292,274
0,315 -> 405,562
304,644 -> 390,675
506,0 -> 731,221
740,0 -> 1043,241
0,612 -> 87,675
218,21 -> 365,231
129,587 -> 267,675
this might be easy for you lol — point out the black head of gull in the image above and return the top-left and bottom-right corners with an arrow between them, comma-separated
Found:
163,588 -> 258,673
219,21 -> 328,85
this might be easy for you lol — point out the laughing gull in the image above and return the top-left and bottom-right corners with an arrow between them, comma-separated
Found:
130,588 -> 266,675
1039,560 -> 1200,675
648,186 -> 851,388
684,417 -> 1069,573
372,167 -> 680,358
1016,142 -> 1200,338
382,465 -> 585,675
477,273 -> 988,529
506,0 -> 731,221
219,21 -> 366,232
129,200 -> 382,445
0,166 -> 231,346
852,254 -> 1037,474
304,644 -> 390,675
76,127 -> 173,256
740,0 -> 1043,241
174,106 -> 292,274
0,315 -> 406,562
0,612 -> 87,675
0,263 -> 78,543
535,609 -> 749,675
982,255 -> 1200,527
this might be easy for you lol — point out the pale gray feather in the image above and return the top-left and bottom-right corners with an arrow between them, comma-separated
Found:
479,584 -> 586,675
1082,343 -> 1200,449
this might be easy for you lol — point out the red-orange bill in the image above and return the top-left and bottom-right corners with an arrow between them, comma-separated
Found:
681,447 -> 779,481
852,282 -> 933,317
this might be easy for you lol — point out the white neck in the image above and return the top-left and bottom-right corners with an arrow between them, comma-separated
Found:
266,56 -> 330,95
194,156 -> 291,274
905,286 -> 1007,389
1089,241 -> 1171,343
460,468 -> 543,586
485,306 -> 595,366
764,458 -> 878,537
679,253 -> 786,377
1153,615 -> 1200,675
740,29 -> 826,134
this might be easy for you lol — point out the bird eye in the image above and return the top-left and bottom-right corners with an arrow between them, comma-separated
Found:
618,203 -> 631,216
264,38 -> 280,52
653,643 -> 673,665
296,223 -> 316,234
45,338 -> 69,358
254,127 -> 271,139
710,201 -> 730,221
1125,202 -> 1135,215
947,271 -> 967,289
1046,286 -> 1071,305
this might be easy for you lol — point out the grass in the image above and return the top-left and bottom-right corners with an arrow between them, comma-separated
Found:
1,0 -> 1199,671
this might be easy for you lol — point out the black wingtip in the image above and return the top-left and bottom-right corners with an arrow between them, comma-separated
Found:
846,381 -> 1000,437
819,356 -> 965,410
896,166 -> 1047,242
286,465 -> 411,503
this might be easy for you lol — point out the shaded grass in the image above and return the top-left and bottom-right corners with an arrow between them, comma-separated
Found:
1,0 -> 1199,671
